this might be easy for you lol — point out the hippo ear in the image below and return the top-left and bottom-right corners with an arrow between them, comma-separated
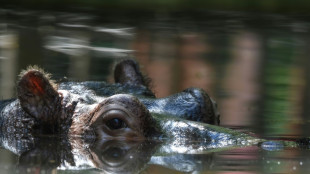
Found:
17,67 -> 61,122
114,59 -> 150,87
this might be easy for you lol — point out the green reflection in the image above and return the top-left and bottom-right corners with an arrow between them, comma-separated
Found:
262,37 -> 297,136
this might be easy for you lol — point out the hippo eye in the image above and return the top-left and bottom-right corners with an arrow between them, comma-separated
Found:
106,118 -> 127,130
102,109 -> 130,130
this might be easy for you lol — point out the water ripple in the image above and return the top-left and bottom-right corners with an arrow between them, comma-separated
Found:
44,36 -> 134,57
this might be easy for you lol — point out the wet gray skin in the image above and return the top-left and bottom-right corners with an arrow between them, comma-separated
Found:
0,59 -> 309,160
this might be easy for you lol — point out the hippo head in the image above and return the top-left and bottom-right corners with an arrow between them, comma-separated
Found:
16,66 -> 157,140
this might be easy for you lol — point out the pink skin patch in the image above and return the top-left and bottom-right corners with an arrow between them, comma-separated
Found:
23,72 -> 46,96
31,76 -> 45,95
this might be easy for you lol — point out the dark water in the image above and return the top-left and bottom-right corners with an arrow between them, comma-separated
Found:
1,8 -> 310,173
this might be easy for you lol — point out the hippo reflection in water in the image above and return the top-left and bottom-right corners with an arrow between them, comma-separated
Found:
1,59 -> 310,172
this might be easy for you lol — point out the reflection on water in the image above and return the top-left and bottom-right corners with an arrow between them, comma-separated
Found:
2,135 -> 310,173
1,8 -> 310,173
45,36 -> 133,56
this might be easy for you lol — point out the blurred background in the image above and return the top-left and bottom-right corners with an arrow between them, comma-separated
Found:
1,1 -> 310,173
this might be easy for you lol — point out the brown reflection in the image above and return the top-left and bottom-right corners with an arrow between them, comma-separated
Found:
220,32 -> 262,126
178,33 -> 213,93
132,31 -> 214,98
133,29 -> 177,97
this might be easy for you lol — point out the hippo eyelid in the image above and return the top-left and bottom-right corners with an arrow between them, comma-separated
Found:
96,104 -> 134,130
99,104 -> 133,117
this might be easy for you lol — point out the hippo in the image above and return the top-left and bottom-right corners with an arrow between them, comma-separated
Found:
0,59 -> 221,140
1,59 -> 308,143
1,59 -> 310,173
